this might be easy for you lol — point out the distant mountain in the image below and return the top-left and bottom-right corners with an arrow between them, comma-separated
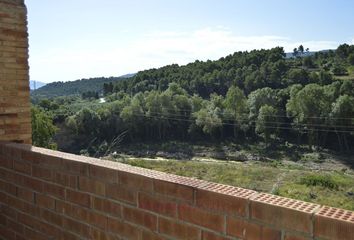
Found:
29,80 -> 46,90
285,49 -> 333,59
119,73 -> 136,78
31,76 -> 127,98
285,51 -> 315,58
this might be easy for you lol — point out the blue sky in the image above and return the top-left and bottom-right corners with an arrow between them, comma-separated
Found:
25,0 -> 354,83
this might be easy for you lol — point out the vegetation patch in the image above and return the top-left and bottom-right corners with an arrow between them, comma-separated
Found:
300,174 -> 339,190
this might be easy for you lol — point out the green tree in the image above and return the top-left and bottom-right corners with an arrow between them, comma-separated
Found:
248,87 -> 277,120
286,84 -> 331,148
330,95 -> 354,151
256,105 -> 278,146
194,106 -> 222,138
298,45 -> 304,55
332,64 -> 348,76
348,53 -> 354,65
224,86 -> 248,138
340,80 -> 354,96
31,107 -> 57,149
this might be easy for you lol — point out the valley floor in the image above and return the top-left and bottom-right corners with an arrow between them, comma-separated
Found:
105,142 -> 354,210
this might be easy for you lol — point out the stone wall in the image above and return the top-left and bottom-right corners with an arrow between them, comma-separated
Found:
0,142 -> 353,240
0,0 -> 31,144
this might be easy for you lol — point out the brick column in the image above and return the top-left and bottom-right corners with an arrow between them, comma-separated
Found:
0,0 -> 31,143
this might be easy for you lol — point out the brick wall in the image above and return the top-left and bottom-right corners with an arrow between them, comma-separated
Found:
0,0 -> 31,144
0,142 -> 353,240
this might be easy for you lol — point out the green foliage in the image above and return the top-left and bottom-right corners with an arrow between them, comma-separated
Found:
256,105 -> 278,145
31,106 -> 57,149
31,44 -> 354,153
348,53 -> 354,65
300,174 -> 339,190
332,64 -> 348,76
31,77 -> 127,98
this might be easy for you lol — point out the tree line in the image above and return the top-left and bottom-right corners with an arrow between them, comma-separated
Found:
31,44 -> 354,155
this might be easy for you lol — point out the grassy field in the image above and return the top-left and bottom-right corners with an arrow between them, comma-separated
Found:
114,157 -> 354,211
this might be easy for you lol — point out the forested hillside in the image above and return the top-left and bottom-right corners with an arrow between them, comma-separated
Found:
32,44 -> 354,156
31,76 -> 128,98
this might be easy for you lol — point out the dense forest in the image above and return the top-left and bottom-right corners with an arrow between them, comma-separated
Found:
31,76 -> 130,99
31,44 -> 354,156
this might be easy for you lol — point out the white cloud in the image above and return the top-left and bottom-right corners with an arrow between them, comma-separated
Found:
29,27 -> 340,83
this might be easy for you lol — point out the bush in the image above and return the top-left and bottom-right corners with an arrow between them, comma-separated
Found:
300,174 -> 339,190
332,64 -> 348,76
348,53 -> 354,65
300,152 -> 324,163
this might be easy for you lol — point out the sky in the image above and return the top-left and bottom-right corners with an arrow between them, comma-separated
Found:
25,0 -> 354,83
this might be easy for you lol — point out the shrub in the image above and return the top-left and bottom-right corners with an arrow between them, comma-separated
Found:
300,174 -> 339,190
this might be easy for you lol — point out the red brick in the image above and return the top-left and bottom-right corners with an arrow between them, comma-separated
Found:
227,217 -> 280,240
16,235 -> 27,240
16,187 -> 33,202
0,180 -> 16,195
0,215 -> 6,226
5,195 -> 24,212
0,169 -> 23,186
55,200 -> 71,215
93,197 -> 121,217
90,165 -> 118,183
138,192 -> 177,217
123,206 -> 157,231
30,153 -> 62,169
21,175 -> 43,192
119,171 -> 153,192
66,189 -> 91,207
79,176 -> 105,195
202,231 -> 231,240
39,222 -> 61,238
106,183 -> 136,205
107,217 -> 141,239
179,204 -> 225,233
32,166 -> 53,181
23,226 -> 49,240
0,156 -> 13,168
88,211 -> 108,230
154,179 -> 194,202
141,230 -> 166,240
43,182 -> 65,199
22,201 -> 40,217
13,159 -> 31,174
54,172 -> 77,188
60,231 -> 82,240
250,194 -> 319,234
0,225 -> 16,240
159,217 -> 200,240
17,212 -> 41,230
6,218 -> 24,235
62,159 -> 88,176
284,233 -> 311,240
196,189 -> 248,217
314,206 -> 354,240
35,193 -> 55,210
1,204 -> 17,219
56,201 -> 88,222
91,228 -> 118,240
40,209 -> 63,227
227,217 -> 261,239
63,217 -> 91,238
262,227 -> 281,240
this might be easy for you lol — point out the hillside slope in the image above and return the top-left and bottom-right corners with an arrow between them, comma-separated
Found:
31,76 -> 128,98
